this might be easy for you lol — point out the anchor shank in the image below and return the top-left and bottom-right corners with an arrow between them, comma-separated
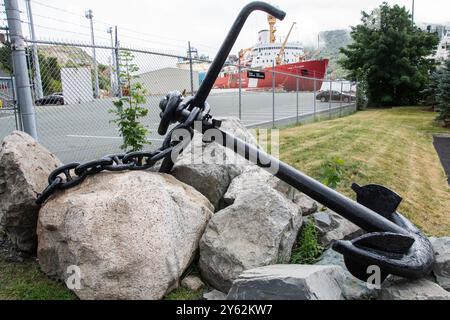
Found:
213,127 -> 409,235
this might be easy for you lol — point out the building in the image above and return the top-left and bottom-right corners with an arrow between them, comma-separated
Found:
436,29 -> 450,63
137,67 -> 199,95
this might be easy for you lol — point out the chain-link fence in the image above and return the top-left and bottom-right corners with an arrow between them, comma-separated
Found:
0,38 -> 357,163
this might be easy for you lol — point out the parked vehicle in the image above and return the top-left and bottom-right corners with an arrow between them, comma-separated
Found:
35,93 -> 64,106
316,90 -> 355,103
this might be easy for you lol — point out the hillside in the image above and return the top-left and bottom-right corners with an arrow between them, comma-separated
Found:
305,29 -> 352,79
38,45 -> 93,67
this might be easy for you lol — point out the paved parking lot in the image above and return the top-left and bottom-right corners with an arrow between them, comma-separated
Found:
0,90 -> 349,163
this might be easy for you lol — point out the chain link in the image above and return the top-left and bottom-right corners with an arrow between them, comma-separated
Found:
36,126 -> 195,206
36,90 -> 205,206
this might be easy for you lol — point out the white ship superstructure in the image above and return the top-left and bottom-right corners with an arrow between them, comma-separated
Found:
249,29 -> 304,69
436,28 -> 450,63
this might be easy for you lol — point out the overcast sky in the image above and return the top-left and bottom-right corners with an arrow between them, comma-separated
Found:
15,0 -> 450,56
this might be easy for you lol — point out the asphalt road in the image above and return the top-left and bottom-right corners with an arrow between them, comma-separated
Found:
0,91 -> 347,163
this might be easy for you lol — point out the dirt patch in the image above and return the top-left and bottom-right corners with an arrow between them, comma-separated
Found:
433,135 -> 450,185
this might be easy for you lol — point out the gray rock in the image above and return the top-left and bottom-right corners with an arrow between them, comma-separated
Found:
199,186 -> 302,292
223,166 -> 295,205
293,193 -> 318,216
172,117 -> 257,210
310,209 -> 363,247
430,237 -> 450,290
316,248 -> 380,300
181,275 -> 205,292
227,265 -> 345,300
224,165 -> 318,216
379,277 -> 450,300
0,131 -> 62,253
37,172 -> 214,300
203,290 -> 227,300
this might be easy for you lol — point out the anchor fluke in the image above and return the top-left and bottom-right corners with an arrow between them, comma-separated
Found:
352,183 -> 403,220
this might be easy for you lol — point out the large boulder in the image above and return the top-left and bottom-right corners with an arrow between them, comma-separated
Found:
172,117 -> 257,210
379,277 -> 450,300
37,171 -> 214,300
199,186 -> 302,292
0,131 -> 62,253
310,209 -> 362,247
315,248 -> 380,300
430,237 -> 450,290
227,265 -> 345,300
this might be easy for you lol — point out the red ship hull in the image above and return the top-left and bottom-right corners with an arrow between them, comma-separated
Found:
214,59 -> 329,91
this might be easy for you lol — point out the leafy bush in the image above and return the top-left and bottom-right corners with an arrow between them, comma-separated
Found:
290,222 -> 323,265
340,3 -> 439,107
109,50 -> 150,152
319,157 -> 346,189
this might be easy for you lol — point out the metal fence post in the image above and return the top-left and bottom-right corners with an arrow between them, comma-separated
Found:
340,80 -> 344,117
115,26 -> 122,98
188,41 -> 194,95
238,57 -> 242,120
329,78 -> 332,119
296,76 -> 299,125
86,9 -> 99,99
272,60 -> 275,128
313,76 -> 317,120
5,0 -> 38,140
25,0 -> 43,99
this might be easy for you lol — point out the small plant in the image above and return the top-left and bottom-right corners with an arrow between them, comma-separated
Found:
109,50 -> 150,152
290,221 -> 323,265
319,157 -> 346,189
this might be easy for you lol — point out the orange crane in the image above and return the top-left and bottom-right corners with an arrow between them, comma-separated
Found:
276,22 -> 296,66
267,14 -> 277,43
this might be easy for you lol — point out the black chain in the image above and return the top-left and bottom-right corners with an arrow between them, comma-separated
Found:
36,122 -> 196,206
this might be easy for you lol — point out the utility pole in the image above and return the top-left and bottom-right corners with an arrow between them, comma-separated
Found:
188,41 -> 194,95
412,0 -> 415,24
25,0 -> 43,99
5,0 -> 38,139
86,9 -> 99,98
114,26 -> 122,98
107,27 -> 116,97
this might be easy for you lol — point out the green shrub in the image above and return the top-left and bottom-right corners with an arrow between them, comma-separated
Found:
290,222 -> 323,265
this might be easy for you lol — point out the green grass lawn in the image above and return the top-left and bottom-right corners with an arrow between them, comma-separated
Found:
279,107 -> 450,236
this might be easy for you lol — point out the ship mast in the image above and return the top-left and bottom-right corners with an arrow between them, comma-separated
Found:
268,14 -> 277,43
276,22 -> 296,66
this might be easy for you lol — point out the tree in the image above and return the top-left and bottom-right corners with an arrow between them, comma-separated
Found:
340,3 -> 439,107
0,43 -> 63,95
0,43 -> 12,74
109,50 -> 150,152
37,53 -> 62,95
436,59 -> 450,127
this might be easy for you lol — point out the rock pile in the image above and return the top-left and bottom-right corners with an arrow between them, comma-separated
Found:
1,119 -> 449,300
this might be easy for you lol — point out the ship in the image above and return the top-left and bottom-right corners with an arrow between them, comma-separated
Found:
214,15 -> 328,91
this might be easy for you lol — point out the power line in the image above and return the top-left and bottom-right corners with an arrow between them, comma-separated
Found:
26,0 -> 217,54
31,23 -> 110,41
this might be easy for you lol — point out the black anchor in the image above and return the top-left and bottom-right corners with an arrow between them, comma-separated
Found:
156,1 -> 435,283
